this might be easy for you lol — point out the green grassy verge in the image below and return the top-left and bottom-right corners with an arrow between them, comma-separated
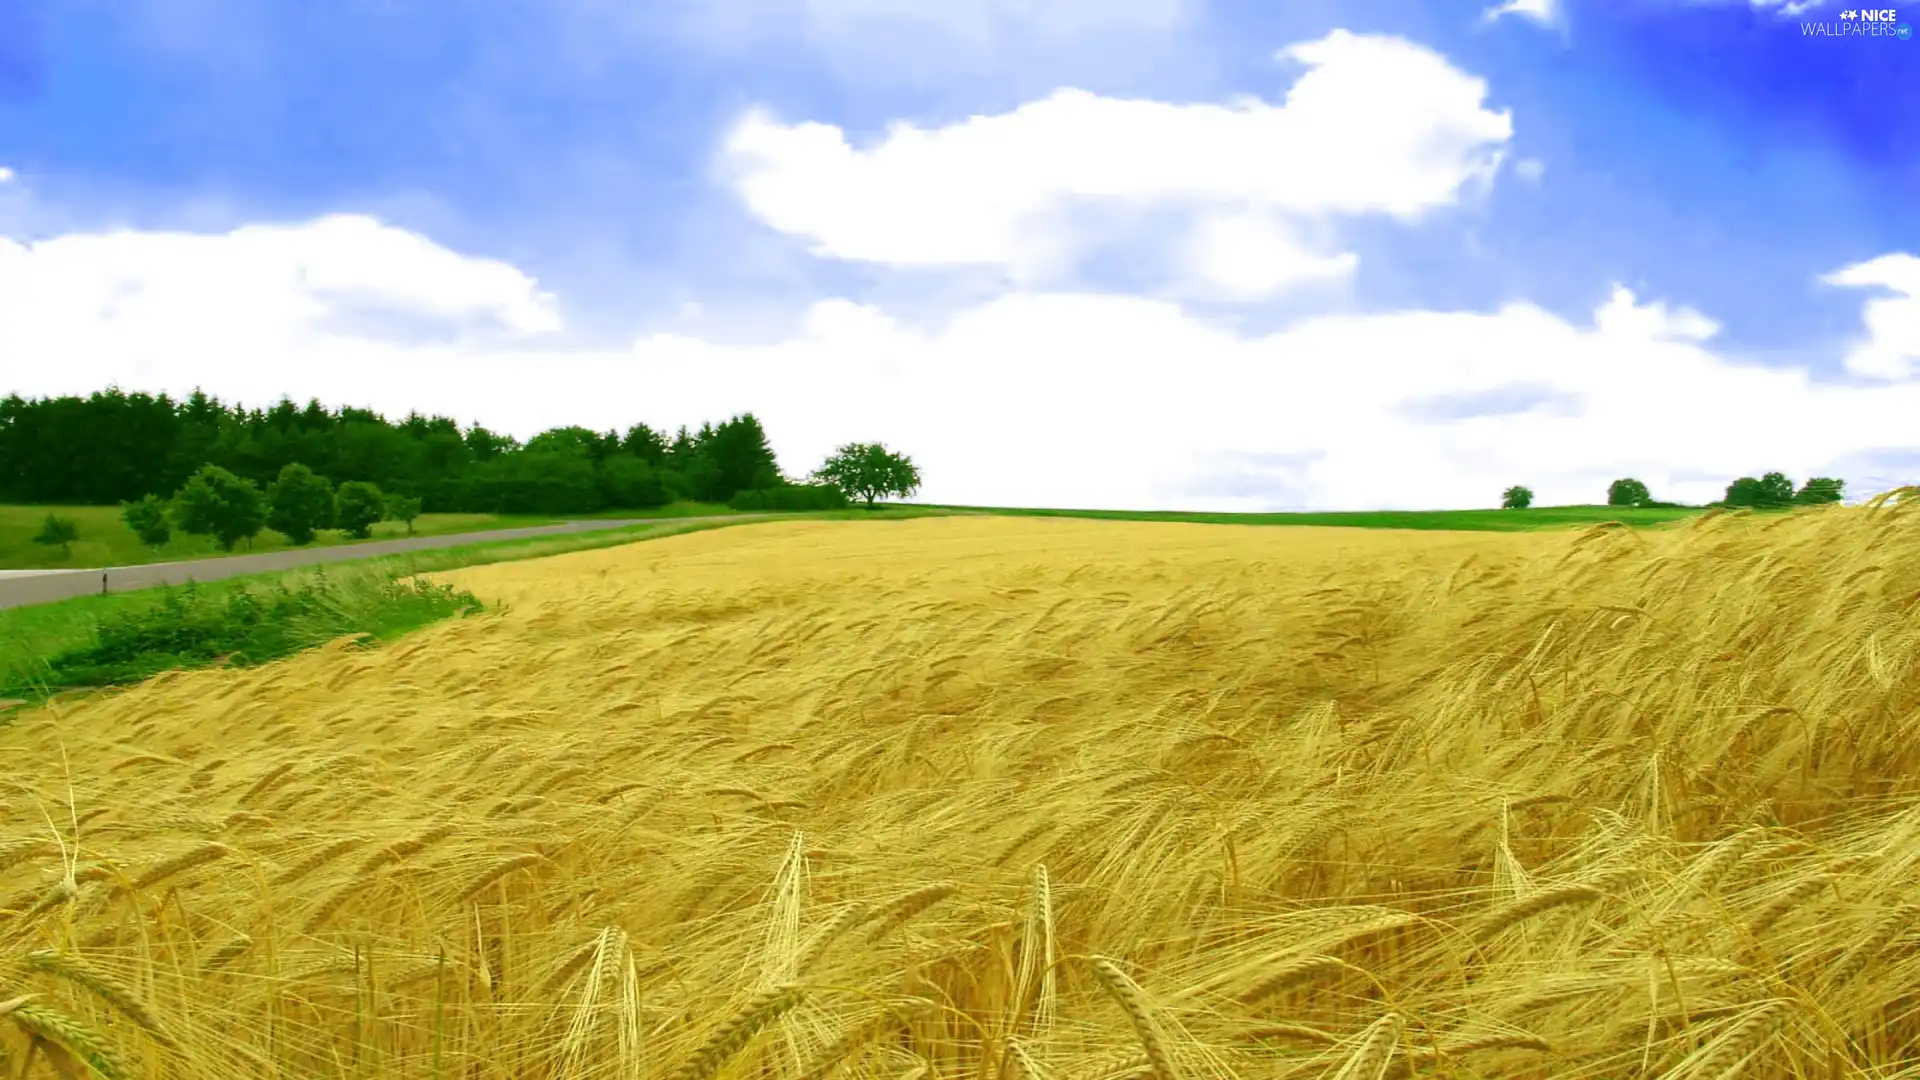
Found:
10,572 -> 486,697
907,503 -> 1707,531
0,506 -> 952,704
0,501 -> 746,570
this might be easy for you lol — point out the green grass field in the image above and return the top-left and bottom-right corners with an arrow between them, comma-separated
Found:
0,501 -> 742,570
913,502 -> 1708,530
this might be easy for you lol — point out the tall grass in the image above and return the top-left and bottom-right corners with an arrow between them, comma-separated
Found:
1,498 -> 1917,1078
0,566 -> 482,700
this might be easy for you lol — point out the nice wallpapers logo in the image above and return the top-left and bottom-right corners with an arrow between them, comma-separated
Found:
1804,8 -> 1914,37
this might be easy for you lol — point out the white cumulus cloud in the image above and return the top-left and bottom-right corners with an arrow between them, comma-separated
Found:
1749,0 -> 1824,15
0,215 -> 562,377
1183,211 -> 1357,299
722,29 -> 1512,290
1823,253 -> 1920,379
1482,0 -> 1558,25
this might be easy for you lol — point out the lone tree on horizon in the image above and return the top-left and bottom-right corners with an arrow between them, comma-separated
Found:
812,442 -> 921,508
1607,477 -> 1651,507
1502,485 -> 1534,510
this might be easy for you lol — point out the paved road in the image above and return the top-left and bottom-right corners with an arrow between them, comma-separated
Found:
0,515 -> 760,611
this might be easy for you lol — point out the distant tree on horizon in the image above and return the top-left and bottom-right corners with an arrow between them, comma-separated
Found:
813,443 -> 922,508
1607,478 -> 1651,507
1724,471 -> 1796,508
1794,476 -> 1844,504
1501,485 -> 1534,510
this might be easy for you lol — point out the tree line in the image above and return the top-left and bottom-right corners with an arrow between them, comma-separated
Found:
0,388 -> 919,516
1500,472 -> 1846,510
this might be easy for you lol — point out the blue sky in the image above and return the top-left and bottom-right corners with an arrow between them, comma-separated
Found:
2,0 -> 1917,509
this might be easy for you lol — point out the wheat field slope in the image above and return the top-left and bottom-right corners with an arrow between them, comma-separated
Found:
5,507 -> 1920,1079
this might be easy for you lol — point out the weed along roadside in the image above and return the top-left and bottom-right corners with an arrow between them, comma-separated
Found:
1,567 -> 488,707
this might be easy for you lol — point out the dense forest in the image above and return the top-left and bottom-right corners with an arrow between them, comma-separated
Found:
0,388 -> 817,514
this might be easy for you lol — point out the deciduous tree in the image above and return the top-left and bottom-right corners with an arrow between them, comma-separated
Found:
173,465 -> 266,551
813,443 -> 922,508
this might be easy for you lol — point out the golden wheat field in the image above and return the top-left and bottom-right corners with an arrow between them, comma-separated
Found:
6,505 -> 1920,1080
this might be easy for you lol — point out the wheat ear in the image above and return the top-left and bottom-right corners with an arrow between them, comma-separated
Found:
130,841 -> 231,891
458,853 -> 543,902
22,950 -> 172,1045
778,904 -> 864,980
1407,1032 -> 1551,1060
1070,1051 -> 1153,1080
1086,957 -> 1183,1080
1241,1023 -> 1340,1044
202,934 -> 254,972
867,884 -> 959,943
1689,1000 -> 1791,1079
1007,1036 -> 1051,1080
794,1010 -> 903,1080
0,837 -> 53,872
1331,1013 -> 1403,1080
1473,884 -> 1603,941
238,760 -> 299,804
1235,955 -> 1346,1004
1832,904 -> 1919,984
1746,876 -> 1835,939
8,1001 -> 130,1080
274,837 -> 365,885
357,822 -> 456,873
665,985 -> 806,1080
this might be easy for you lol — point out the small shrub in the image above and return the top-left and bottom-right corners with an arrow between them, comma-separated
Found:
384,494 -> 423,535
31,515 -> 80,558
120,494 -> 172,547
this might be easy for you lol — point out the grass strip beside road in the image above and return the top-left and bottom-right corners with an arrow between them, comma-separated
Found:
0,500 -> 748,571
0,507 -> 954,703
